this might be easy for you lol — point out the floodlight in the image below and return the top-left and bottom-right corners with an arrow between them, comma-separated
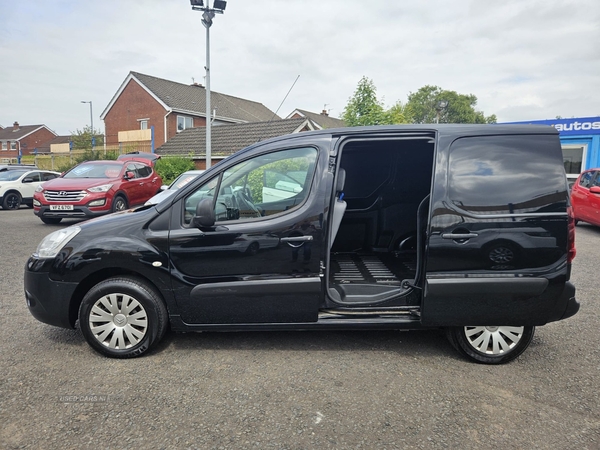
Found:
190,0 -> 204,6
213,0 -> 227,11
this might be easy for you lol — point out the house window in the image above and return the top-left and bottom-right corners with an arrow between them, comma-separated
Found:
140,120 -> 148,130
1,142 -> 6,151
10,141 -> 16,150
177,116 -> 193,132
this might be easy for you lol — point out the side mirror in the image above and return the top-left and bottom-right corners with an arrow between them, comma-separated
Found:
590,186 -> 600,194
22,177 -> 34,183
124,171 -> 135,180
193,198 -> 216,229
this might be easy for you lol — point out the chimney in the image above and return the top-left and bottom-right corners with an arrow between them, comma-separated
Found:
13,121 -> 20,131
321,110 -> 329,117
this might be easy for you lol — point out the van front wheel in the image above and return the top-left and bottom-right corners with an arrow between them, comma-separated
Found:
446,325 -> 535,364
78,277 -> 168,358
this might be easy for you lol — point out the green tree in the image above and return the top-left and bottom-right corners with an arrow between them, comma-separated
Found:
343,77 -> 412,126
406,85 -> 496,124
384,101 -> 412,125
70,126 -> 105,150
342,77 -> 387,126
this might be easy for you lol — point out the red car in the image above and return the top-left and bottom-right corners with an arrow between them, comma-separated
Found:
570,168 -> 600,227
33,160 -> 162,224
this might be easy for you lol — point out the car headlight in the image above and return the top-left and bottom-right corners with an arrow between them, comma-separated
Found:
88,184 -> 113,193
35,185 -> 44,193
35,226 -> 81,258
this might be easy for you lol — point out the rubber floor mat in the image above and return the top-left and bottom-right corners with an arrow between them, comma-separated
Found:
331,253 -> 415,285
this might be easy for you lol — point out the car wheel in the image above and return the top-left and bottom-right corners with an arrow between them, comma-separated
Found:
112,195 -> 128,212
446,326 -> 535,364
78,276 -> 168,358
2,192 -> 22,210
40,217 -> 62,225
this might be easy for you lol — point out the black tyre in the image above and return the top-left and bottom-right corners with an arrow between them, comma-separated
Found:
112,195 -> 128,212
446,326 -> 535,364
40,217 -> 62,225
78,276 -> 168,358
2,192 -> 22,210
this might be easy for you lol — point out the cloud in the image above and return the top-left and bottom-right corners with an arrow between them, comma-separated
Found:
1,0 -> 599,134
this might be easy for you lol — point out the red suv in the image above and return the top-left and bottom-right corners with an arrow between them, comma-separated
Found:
570,169 -> 600,227
33,160 -> 162,224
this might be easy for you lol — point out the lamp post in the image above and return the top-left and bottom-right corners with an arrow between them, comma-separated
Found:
190,0 -> 226,169
435,100 -> 448,124
81,101 -> 94,148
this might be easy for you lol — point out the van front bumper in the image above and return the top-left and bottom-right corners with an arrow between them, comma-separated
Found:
24,258 -> 78,329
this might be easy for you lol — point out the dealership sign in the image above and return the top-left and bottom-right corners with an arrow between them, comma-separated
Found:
505,117 -> 600,136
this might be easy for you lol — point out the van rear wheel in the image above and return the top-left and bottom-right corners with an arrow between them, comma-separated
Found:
446,325 -> 535,364
78,276 -> 168,358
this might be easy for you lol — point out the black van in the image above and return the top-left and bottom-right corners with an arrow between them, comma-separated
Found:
25,125 -> 578,363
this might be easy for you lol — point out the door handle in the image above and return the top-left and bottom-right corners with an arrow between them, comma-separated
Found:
281,235 -> 313,248
441,233 -> 479,240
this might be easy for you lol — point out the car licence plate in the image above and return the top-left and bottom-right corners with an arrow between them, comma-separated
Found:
49,205 -> 74,211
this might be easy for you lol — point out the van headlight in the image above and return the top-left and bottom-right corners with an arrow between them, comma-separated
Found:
35,226 -> 81,258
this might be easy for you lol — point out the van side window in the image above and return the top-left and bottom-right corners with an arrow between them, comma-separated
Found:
448,135 -> 568,214
184,148 -> 317,225
215,147 -> 317,222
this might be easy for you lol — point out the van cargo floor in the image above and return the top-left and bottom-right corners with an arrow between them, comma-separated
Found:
330,253 -> 416,286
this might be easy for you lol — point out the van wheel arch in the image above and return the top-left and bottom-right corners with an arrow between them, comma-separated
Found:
69,270 -> 169,328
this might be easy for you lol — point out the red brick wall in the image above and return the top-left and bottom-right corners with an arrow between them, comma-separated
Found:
104,79 -> 208,148
20,128 -> 57,155
104,79 -> 169,147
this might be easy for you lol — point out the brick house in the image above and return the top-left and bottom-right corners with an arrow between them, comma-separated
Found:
100,71 -> 279,149
156,117 -> 317,169
0,122 -> 57,162
286,108 -> 345,129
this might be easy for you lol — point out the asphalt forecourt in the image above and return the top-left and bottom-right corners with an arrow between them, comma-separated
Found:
1,208 -> 598,448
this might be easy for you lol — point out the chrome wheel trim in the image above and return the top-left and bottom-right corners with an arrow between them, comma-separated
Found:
489,246 -> 514,263
88,293 -> 148,349
114,198 -> 127,211
464,326 -> 524,355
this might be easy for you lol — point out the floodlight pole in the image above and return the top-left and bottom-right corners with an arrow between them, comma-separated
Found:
204,13 -> 212,169
191,2 -> 225,169
81,101 -> 94,148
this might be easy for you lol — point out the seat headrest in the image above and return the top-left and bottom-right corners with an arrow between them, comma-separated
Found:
336,168 -> 346,193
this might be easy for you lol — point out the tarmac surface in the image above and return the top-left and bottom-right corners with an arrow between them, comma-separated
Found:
1,208 -> 599,449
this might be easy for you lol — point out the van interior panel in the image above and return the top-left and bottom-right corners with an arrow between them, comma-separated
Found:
329,137 -> 435,306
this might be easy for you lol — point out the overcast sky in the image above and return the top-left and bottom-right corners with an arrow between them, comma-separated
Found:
1,0 -> 599,136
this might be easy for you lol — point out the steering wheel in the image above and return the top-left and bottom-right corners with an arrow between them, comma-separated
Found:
234,189 -> 261,218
